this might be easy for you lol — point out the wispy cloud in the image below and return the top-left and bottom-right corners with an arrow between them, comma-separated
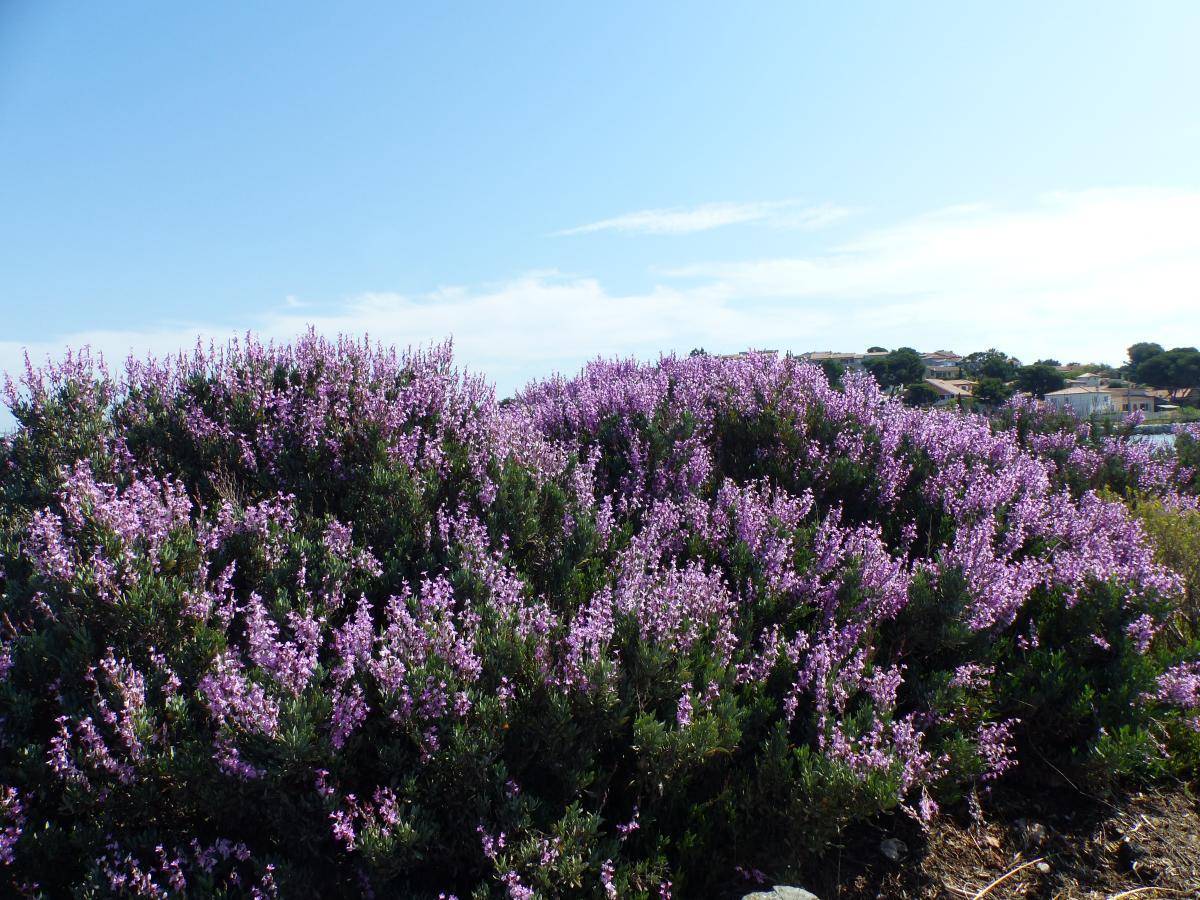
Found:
654,187 -> 1200,360
4,188 -> 1198,420
239,187 -> 1200,370
555,200 -> 850,236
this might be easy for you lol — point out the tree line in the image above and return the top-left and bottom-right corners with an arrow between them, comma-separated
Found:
813,343 -> 1200,408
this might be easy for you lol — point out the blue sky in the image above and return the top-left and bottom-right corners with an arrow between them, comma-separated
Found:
2,1 -> 1199,400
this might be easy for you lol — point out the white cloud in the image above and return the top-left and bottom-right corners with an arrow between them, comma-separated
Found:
656,187 -> 1200,362
3,187 -> 1198,425
555,200 -> 850,236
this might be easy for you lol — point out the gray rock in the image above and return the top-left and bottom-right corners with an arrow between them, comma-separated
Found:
742,888 -> 820,900
880,837 -> 907,862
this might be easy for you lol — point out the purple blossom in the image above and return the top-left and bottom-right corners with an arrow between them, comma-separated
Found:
6,333 -> 1200,891
1152,662 -> 1200,730
244,594 -> 323,696
977,719 -> 1020,781
1126,614 -> 1158,654
330,683 -> 368,749
616,805 -> 640,837
198,652 -> 280,737
676,691 -> 693,728
600,859 -> 617,899
1,786 -> 24,866
949,663 -> 993,690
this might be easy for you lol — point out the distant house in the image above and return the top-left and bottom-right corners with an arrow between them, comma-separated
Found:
717,349 -> 778,360
800,350 -> 887,371
921,351 -> 960,374
918,350 -> 962,378
1066,372 -> 1104,388
924,377 -> 974,406
1044,385 -> 1113,415
1104,385 -> 1157,414
801,350 -> 869,370
921,350 -> 961,368
801,349 -> 957,374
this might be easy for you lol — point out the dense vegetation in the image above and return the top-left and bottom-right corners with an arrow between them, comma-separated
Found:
1126,342 -> 1200,400
1,334 -> 1198,898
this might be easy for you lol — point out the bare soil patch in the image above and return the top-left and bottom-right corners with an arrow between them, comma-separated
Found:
786,783 -> 1200,899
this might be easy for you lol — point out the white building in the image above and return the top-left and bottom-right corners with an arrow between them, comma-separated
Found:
1043,385 -> 1113,416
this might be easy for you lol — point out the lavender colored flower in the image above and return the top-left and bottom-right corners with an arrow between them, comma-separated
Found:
198,652 -> 280,737
977,719 -> 1020,781
5,333 -> 1199,894
1,786 -> 24,866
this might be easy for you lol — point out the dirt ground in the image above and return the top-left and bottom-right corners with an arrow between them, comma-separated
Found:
792,782 -> 1200,899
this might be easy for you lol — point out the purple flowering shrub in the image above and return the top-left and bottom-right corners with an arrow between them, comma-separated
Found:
1,334 -> 1198,897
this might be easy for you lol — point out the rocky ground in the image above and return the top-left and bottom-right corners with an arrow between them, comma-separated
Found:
740,782 -> 1200,899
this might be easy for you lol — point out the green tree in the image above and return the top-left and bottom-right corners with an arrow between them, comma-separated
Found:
867,345 -> 887,353
1137,347 -> 1200,400
863,347 -> 924,390
902,382 -> 940,407
973,376 -> 1013,407
1016,364 -> 1066,399
1127,342 -> 1165,369
962,349 -> 1018,381
817,358 -> 845,388
1137,354 -> 1172,388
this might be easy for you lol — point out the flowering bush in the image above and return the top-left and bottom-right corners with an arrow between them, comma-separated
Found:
1,334 -> 1198,897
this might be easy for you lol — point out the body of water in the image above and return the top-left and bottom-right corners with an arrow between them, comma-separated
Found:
1130,432 -> 1177,450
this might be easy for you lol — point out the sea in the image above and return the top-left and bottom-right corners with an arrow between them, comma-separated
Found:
1130,432 -> 1177,450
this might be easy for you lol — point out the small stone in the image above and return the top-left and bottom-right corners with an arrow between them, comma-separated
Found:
880,837 -> 907,862
1036,862 -> 1051,875
741,888 -> 820,900
1015,819 -> 1048,849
